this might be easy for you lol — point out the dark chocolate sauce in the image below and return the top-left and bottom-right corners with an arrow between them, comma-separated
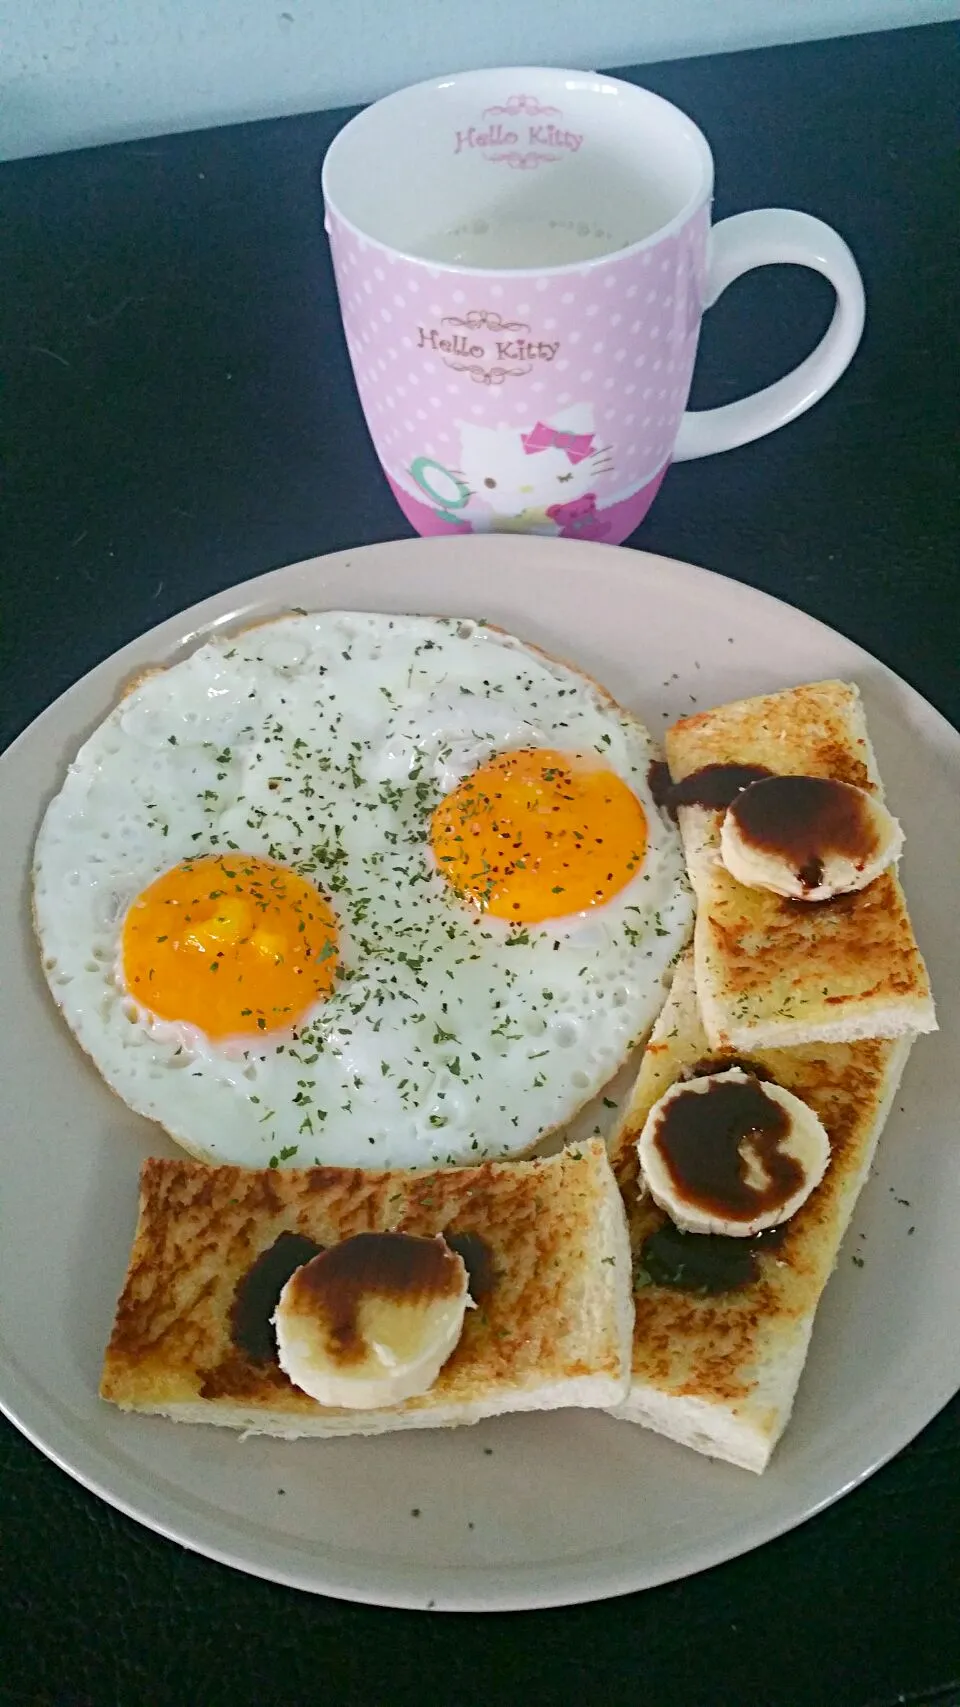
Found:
648,759 -> 773,818
798,855 -> 825,891
685,1055 -> 774,1084
444,1230 -> 496,1301
785,886 -> 860,915
229,1230 -> 324,1363
647,760 -> 674,813
639,1220 -> 786,1295
293,1232 -> 462,1365
728,774 -> 880,892
654,1076 -> 803,1222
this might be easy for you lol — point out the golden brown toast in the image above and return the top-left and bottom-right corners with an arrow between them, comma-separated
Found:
607,951 -> 912,1471
101,1139 -> 633,1435
665,679 -> 935,1049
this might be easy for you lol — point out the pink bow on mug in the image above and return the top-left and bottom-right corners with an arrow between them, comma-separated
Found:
520,422 -> 596,464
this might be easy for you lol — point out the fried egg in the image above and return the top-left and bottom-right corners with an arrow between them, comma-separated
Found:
33,612 -> 692,1168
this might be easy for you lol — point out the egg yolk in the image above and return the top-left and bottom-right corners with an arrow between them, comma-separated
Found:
121,854 -> 339,1039
430,748 -> 648,923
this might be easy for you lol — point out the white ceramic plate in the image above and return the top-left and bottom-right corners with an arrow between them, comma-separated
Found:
2,536 -> 958,1611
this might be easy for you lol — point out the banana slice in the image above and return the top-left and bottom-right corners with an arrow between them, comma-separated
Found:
636,1066 -> 831,1236
273,1231 -> 471,1409
719,773 -> 902,901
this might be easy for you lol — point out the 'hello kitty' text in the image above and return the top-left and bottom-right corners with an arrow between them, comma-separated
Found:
417,327 -> 559,363
453,124 -> 583,155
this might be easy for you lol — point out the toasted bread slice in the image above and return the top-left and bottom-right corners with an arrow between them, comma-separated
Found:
665,679 -> 935,1049
607,952 -> 912,1472
101,1139 -> 633,1436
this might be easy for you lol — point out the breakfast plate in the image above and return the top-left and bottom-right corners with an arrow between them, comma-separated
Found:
2,534 -> 958,1611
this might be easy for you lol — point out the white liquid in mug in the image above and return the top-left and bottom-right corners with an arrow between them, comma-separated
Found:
419,216 -> 630,268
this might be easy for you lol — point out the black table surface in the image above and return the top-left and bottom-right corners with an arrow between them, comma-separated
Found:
1,22 -> 957,1707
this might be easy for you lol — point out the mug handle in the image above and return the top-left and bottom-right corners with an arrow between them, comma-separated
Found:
672,208 -> 865,461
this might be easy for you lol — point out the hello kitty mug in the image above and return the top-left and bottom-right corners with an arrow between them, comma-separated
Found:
322,67 -> 865,544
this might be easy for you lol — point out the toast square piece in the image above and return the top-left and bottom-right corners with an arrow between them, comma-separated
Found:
607,951 -> 912,1472
101,1138 -> 633,1436
666,679 -> 935,1049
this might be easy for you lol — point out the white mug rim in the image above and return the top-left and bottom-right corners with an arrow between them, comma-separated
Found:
322,66 -> 716,278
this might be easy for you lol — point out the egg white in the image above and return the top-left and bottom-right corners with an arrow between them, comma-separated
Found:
33,612 -> 692,1169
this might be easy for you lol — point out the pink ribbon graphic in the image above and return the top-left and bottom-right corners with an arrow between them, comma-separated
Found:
521,422 -> 596,464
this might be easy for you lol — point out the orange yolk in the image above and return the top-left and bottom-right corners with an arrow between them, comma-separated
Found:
121,853 -> 339,1040
430,748 -> 648,924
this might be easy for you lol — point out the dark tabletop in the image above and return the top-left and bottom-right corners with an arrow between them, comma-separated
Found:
1,22 -> 957,1707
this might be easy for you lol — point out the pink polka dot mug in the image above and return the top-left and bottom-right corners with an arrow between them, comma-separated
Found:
322,69 -> 865,544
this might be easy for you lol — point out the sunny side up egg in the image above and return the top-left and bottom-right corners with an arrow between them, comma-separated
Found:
33,612 -> 693,1169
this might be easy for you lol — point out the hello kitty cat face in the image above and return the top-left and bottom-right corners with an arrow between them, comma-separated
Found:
457,404 -> 613,518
